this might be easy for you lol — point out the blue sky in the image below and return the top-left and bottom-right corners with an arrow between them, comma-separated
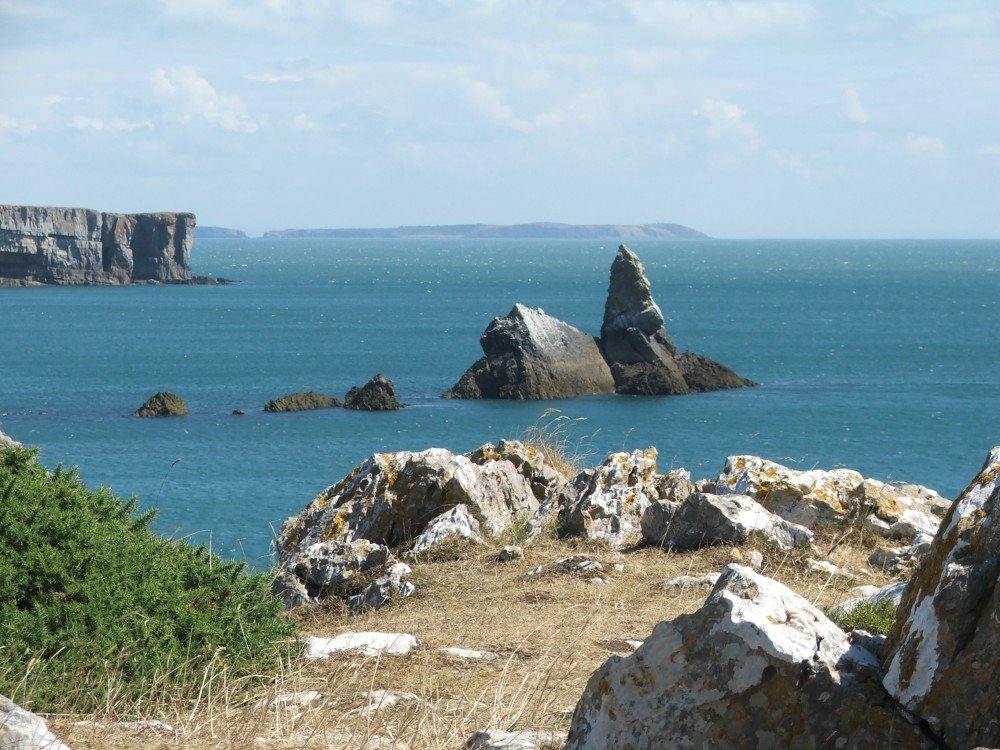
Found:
1,1 -> 998,237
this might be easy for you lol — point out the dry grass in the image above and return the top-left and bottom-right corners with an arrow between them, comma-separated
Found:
519,409 -> 594,478
47,532 -> 902,750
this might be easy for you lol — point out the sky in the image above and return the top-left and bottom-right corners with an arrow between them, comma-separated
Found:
1,0 -> 998,238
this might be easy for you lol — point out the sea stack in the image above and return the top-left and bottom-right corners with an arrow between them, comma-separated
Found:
0,205 -> 195,284
444,304 -> 615,400
344,374 -> 405,411
599,245 -> 753,395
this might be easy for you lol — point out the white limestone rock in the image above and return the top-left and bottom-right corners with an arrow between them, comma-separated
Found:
882,446 -> 1000,749
565,565 -> 936,750
1,694 -> 72,750
662,492 -> 813,551
304,632 -> 418,660
351,690 -> 420,716
659,573 -> 720,591
440,647 -> 500,662
830,581 -> 908,617
408,505 -> 486,556
465,728 -> 566,749
558,448 -> 661,547
347,562 -> 415,614
271,539 -> 394,609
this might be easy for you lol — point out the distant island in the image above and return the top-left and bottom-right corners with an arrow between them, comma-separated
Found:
197,226 -> 247,239
262,222 -> 708,240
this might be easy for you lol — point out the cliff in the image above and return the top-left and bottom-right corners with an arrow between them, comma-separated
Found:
0,205 -> 195,285
263,222 -> 708,240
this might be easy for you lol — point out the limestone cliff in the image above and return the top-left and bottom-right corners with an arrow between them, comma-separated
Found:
0,205 -> 195,284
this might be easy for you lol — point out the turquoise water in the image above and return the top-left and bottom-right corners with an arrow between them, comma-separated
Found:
1,238 -> 998,568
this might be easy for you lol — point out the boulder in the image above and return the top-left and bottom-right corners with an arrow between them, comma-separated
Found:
599,245 -> 753,395
468,439 -> 573,502
565,565 -> 936,750
263,391 -> 341,412
133,391 -> 187,417
408,505 -> 486,557
497,545 -> 524,562
883,446 -> 1000,749
270,539 -> 396,609
0,428 -> 22,450
275,448 -> 539,557
1,694 -> 72,749
717,455 -> 944,538
443,304 -> 615,400
346,562 -> 415,614
656,492 -> 813,551
344,374 -> 405,411
868,535 -> 934,574
558,448 -> 661,547
465,729 -> 566,750
304,632 -> 418,659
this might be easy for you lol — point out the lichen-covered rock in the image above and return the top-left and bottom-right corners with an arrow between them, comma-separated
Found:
1,693 -> 72,750
263,391 -> 341,412
0,204 -> 193,285
133,391 -> 188,417
558,448 -> 661,547
565,565 -> 936,750
639,499 -> 680,547
347,562 -> 415,613
271,539 -> 394,609
717,455 -> 944,539
408,505 -> 486,556
659,492 -> 814,551
468,439 -> 572,502
868,535 -> 934,574
443,303 -> 615,400
883,446 -> 1000,749
344,374 -> 404,411
276,448 -> 539,557
599,245 -> 753,395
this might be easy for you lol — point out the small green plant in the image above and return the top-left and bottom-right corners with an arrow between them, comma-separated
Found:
0,446 -> 297,714
826,597 -> 898,635
520,409 -> 594,478
495,515 -> 533,547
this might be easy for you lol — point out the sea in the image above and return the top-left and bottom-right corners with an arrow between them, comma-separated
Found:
1,238 -> 998,569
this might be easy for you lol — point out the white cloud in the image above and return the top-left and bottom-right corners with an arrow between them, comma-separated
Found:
629,0 -> 816,39
245,73 -> 304,84
461,79 -> 530,133
153,66 -> 259,133
978,144 -> 1000,156
289,113 -> 319,131
844,87 -> 869,124
0,114 -> 35,134
110,117 -> 154,132
70,115 -> 104,130
901,133 -> 947,159
696,98 -> 761,154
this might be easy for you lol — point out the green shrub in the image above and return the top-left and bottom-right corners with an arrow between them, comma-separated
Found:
826,597 -> 898,635
0,447 -> 297,713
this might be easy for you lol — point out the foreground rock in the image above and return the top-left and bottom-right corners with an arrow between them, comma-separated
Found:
304,632 -> 417,659
444,304 -> 615,400
653,492 -> 814,551
565,565 -> 935,750
1,693 -> 72,749
0,204 -> 194,284
599,245 -> 753,395
133,391 -> 188,417
883,446 -> 1000,749
717,454 -> 947,539
344,374 -> 405,411
264,391 -> 341,412
0,428 -> 21,450
465,729 -> 566,749
276,447 -> 541,555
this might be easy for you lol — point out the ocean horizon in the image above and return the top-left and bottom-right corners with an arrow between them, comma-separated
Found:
2,237 -> 998,567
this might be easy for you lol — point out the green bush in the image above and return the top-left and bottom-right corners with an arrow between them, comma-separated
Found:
0,447 -> 297,713
826,597 -> 898,636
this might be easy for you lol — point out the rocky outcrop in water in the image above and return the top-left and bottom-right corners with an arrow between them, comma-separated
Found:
0,205 -> 195,284
444,304 -> 615,400
344,374 -> 405,411
133,392 -> 188,417
264,391 -> 342,412
445,247 -> 752,400
600,245 -> 753,395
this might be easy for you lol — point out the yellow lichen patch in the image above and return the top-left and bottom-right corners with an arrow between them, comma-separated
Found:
871,494 -> 903,522
322,510 -> 350,542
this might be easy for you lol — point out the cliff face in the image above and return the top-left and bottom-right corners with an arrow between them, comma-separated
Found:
0,205 -> 195,284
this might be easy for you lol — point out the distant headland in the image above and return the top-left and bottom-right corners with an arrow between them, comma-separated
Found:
0,204 -> 202,286
262,222 -> 708,240
197,226 -> 247,239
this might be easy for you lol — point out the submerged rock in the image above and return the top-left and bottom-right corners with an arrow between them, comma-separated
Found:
565,565 -> 935,750
344,374 -> 405,411
263,391 -> 342,412
883,446 -> 1000,749
444,303 -> 615,400
599,245 -> 753,395
133,391 -> 188,417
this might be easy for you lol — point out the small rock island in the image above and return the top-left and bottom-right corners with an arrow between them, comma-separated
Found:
445,245 -> 753,399
0,204 -> 195,285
